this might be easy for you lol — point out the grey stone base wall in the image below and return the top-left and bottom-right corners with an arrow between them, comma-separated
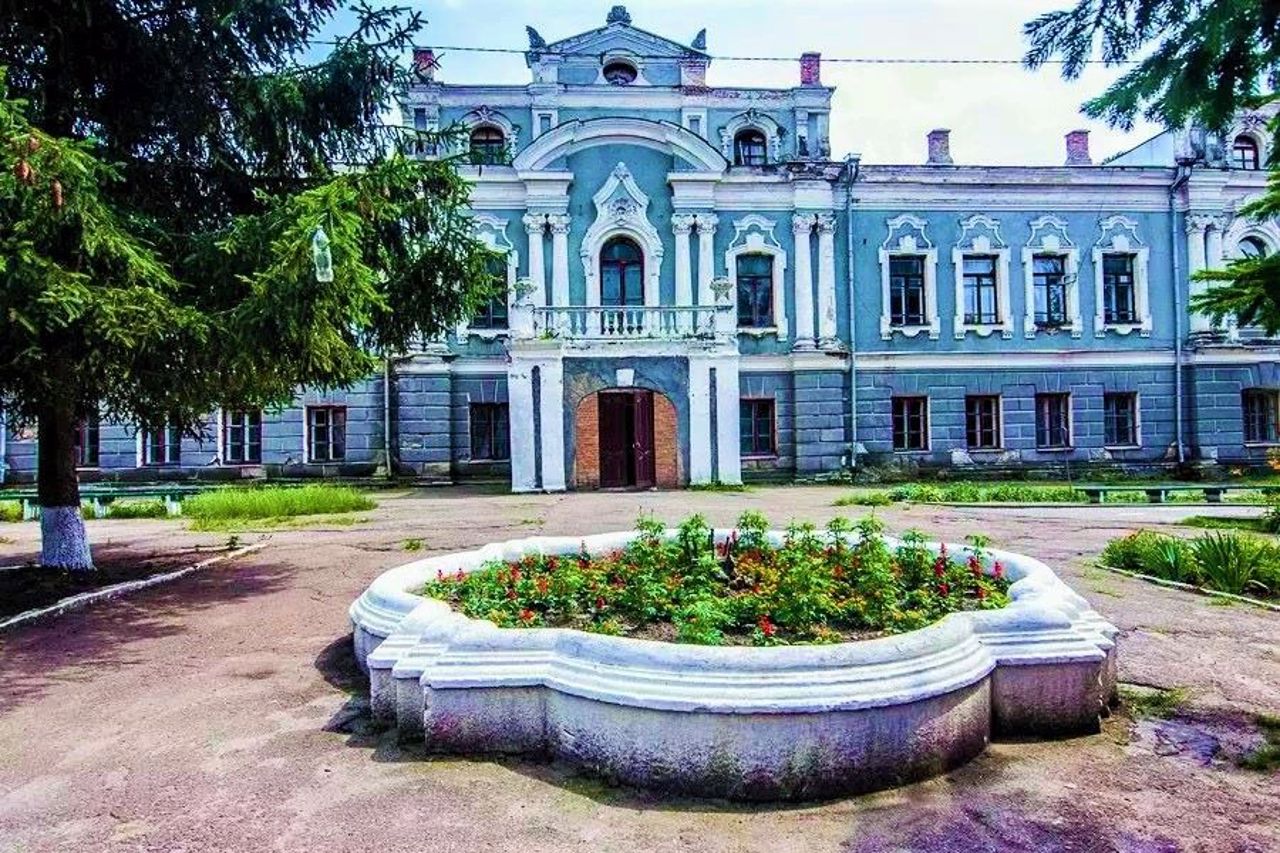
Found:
1187,361 -> 1280,464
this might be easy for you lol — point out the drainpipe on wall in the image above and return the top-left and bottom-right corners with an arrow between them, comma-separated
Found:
1170,162 -> 1192,466
0,407 -> 7,485
843,154 -> 862,469
384,356 -> 395,481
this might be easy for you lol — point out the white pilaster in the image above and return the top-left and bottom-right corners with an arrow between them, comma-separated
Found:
688,356 -> 713,485
673,214 -> 696,305
714,360 -> 742,485
522,213 -> 547,307
549,214 -> 571,307
792,215 -> 816,349
537,358 -> 567,492
507,361 -> 538,492
815,213 -> 838,347
1186,214 -> 1211,335
696,213 -> 718,305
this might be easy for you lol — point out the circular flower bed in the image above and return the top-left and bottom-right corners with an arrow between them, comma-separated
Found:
421,513 -> 1011,645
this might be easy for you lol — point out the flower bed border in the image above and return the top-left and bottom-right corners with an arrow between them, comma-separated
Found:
349,529 -> 1118,801
1096,563 -> 1280,613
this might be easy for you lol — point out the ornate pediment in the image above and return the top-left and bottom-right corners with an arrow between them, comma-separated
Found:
541,10 -> 706,58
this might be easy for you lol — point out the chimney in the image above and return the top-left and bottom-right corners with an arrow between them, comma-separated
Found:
413,48 -> 438,82
1065,129 -> 1091,165
800,52 -> 822,86
927,129 -> 953,165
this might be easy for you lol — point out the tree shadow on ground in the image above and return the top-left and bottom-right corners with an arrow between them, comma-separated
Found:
0,549 -> 293,710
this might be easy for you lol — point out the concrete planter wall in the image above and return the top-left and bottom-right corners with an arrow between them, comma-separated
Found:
350,531 -> 1118,801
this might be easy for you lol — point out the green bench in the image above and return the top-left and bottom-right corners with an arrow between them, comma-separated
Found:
0,484 -> 212,520
1075,484 -> 1280,505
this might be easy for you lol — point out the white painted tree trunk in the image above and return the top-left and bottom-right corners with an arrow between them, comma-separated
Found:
40,506 -> 94,571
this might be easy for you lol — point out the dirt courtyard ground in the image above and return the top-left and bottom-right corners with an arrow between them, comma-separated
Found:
1,486 -> 1277,852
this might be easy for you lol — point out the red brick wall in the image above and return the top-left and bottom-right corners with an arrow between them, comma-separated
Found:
571,390 -> 681,490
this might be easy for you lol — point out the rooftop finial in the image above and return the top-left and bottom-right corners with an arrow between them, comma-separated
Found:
525,26 -> 546,51
607,5 -> 632,25
691,28 -> 707,51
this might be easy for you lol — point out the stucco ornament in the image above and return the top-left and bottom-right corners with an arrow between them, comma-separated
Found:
710,276 -> 733,302
952,214 -> 1013,340
1093,215 -> 1152,338
720,108 -> 784,163
606,5 -> 632,25
879,214 -> 940,341
1022,215 -> 1082,340
580,162 -> 664,307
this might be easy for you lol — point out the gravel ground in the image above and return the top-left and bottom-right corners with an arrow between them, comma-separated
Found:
1,486 -> 1277,853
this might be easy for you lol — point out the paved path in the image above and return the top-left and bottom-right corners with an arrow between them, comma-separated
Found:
1,488 -> 1277,852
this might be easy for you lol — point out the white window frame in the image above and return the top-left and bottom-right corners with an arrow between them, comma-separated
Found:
720,109 -> 784,165
532,109 -> 558,139
879,215 -> 939,341
952,215 -> 1013,340
137,422 -> 181,467
457,214 -> 517,341
220,408 -> 264,465
304,405 -> 347,464
725,215 -> 788,337
1092,215 -> 1151,337
1241,388 -> 1280,446
1022,216 -> 1082,339
1034,392 -> 1074,451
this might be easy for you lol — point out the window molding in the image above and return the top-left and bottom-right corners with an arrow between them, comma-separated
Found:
580,162 -> 663,307
891,395 -> 931,453
1102,391 -> 1142,449
457,215 -> 517,340
719,109 -> 783,165
681,108 -> 708,140
1092,215 -> 1151,337
964,394 -> 1005,451
220,408 -> 263,465
594,50 -> 651,86
1021,215 -> 1082,340
952,214 -> 1013,340
532,109 -> 558,139
739,396 -> 778,459
1241,388 -> 1280,446
1034,392 -> 1074,451
458,107 -> 519,163
879,215 -> 939,340
726,215 -> 788,336
305,405 -> 347,464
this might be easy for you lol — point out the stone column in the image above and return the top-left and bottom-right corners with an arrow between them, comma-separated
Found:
792,215 -> 816,349
507,360 -> 538,492
673,214 -> 696,305
714,359 -> 743,486
1186,214 -> 1211,335
687,356 -> 713,485
815,213 -> 838,347
696,213 -> 719,306
537,357 -> 566,492
548,214 -> 571,308
522,213 -> 547,307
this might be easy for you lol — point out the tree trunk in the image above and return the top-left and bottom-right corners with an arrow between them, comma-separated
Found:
37,399 -> 92,571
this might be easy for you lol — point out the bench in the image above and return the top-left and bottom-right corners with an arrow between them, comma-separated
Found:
0,484 -> 213,520
1075,484 -> 1280,505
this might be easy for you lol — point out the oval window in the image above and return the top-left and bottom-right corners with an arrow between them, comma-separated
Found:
603,61 -> 638,85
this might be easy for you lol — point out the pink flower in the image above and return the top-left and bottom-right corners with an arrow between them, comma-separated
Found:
992,561 -> 1004,580
758,615 -> 776,638
938,582 -> 951,596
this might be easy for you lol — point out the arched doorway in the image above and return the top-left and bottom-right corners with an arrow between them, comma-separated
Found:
573,389 -> 680,490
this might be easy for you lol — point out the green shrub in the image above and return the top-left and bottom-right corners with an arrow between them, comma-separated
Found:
102,500 -> 170,519
1191,532 -> 1267,595
1100,530 -> 1178,575
0,502 -> 22,523
832,490 -> 893,507
183,485 -> 375,522
884,482 -> 1084,504
420,512 -> 1011,646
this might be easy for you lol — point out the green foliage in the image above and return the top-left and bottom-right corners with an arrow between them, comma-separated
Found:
420,512 -> 1012,646
101,500 -> 170,520
885,482 -> 1085,504
1190,532 -> 1266,595
1239,714 -> 1280,772
182,485 -> 374,523
1119,684 -> 1188,719
402,538 -> 425,552
832,490 -> 893,507
1101,529 -> 1279,597
0,502 -> 21,523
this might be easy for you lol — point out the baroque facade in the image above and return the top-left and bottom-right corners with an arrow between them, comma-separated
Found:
4,6 -> 1280,490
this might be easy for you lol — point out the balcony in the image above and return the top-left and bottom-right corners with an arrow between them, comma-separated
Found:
533,305 -> 724,341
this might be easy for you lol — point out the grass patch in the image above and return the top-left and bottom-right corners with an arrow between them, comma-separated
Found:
191,512 -> 369,532
1120,684 -> 1188,719
184,485 -> 375,525
887,482 -> 1085,504
1180,515 -> 1269,532
0,502 -> 22,523
99,500 -> 170,520
688,481 -> 751,493
833,490 -> 893,507
1239,714 -> 1280,772
403,538 -> 426,552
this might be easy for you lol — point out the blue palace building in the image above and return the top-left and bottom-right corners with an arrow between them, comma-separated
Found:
4,6 -> 1280,491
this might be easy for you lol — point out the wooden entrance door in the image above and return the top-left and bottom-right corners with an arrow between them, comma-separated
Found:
597,390 -> 655,489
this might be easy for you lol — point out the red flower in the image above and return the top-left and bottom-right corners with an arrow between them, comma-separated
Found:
506,588 -> 518,600
547,556 -> 559,572
938,582 -> 951,596
934,560 -> 946,578
454,569 -> 465,582
436,569 -> 445,582
976,587 -> 987,601
833,565 -> 845,579
758,615 -> 776,638
535,576 -> 550,595
968,555 -> 982,576
519,608 -> 535,623
992,561 -> 1004,579
510,567 -> 521,584
595,596 -> 606,610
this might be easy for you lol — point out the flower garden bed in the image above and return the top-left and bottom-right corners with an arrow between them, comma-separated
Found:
421,513 -> 1011,646
349,517 -> 1118,801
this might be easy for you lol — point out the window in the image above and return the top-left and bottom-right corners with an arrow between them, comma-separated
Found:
688,116 -> 702,136
1035,394 -> 1071,449
962,255 -> 999,325
142,423 -> 181,466
223,409 -> 262,464
307,406 -> 346,463
889,256 -> 926,326
1239,236 -> 1270,260
467,126 -> 506,165
1033,255 -> 1068,329
469,403 -> 510,461
1242,389 -> 1280,444
739,398 -> 776,457
1102,254 -> 1137,324
965,396 -> 1001,450
891,397 -> 929,451
603,61 -> 638,85
74,416 -> 99,468
736,254 -> 774,328
733,129 -> 768,167
600,236 -> 644,307
1103,393 -> 1139,447
1232,135 -> 1260,171
471,255 -> 509,330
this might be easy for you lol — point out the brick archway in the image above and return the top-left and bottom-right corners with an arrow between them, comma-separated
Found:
572,388 -> 681,490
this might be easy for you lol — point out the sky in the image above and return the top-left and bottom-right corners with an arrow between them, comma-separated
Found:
359,0 -> 1165,166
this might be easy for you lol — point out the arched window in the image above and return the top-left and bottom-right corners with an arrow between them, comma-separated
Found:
603,61 -> 638,85
1239,236 -> 1270,259
733,129 -> 768,167
600,237 -> 644,306
468,126 -> 507,165
1232,135 -> 1260,171
736,254 -> 775,327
